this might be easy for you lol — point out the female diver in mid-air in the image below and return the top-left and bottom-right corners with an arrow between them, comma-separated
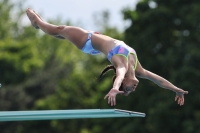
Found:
26,8 -> 188,106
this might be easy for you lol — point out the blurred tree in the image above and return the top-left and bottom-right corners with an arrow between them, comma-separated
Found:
121,0 -> 200,133
0,0 -> 43,84
17,10 -> 125,133
0,1 -> 123,133
0,0 -> 100,132
1,0 -> 200,133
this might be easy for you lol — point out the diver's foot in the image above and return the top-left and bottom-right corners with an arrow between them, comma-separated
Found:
26,8 -> 39,29
33,10 -> 44,22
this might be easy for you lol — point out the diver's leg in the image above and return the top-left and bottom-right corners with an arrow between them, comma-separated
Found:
26,8 -> 88,49
26,8 -> 66,39
33,10 -> 65,39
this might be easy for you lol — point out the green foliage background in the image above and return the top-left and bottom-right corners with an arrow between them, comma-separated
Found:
0,0 -> 200,133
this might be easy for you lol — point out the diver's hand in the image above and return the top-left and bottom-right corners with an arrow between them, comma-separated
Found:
104,88 -> 124,106
175,89 -> 188,106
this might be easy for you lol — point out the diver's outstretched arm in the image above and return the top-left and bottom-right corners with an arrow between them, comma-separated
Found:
136,62 -> 188,106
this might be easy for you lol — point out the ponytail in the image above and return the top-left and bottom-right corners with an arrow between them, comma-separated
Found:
98,65 -> 116,79
98,65 -> 123,91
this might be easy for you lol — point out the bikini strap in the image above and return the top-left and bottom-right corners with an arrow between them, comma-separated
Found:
132,53 -> 138,70
88,32 -> 92,40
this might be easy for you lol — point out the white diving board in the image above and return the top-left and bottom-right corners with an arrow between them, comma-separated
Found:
0,109 -> 145,121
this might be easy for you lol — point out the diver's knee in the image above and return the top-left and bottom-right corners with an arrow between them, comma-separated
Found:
53,25 -> 67,39
56,25 -> 66,31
